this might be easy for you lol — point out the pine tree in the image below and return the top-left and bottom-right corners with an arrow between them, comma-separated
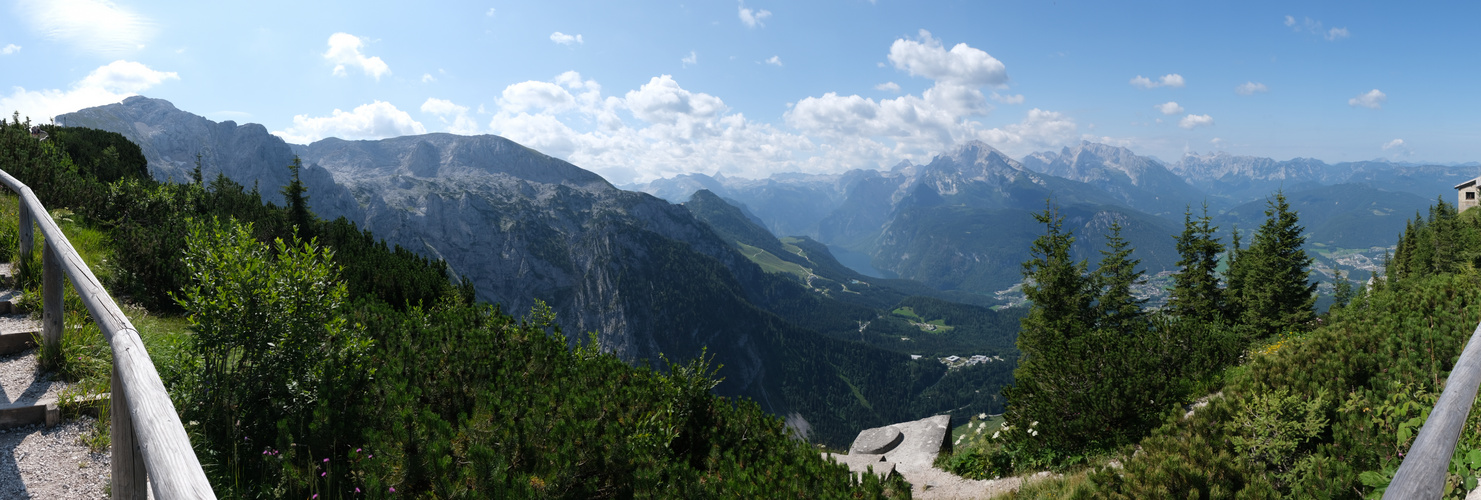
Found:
282,156 -> 313,235
1168,204 -> 1226,323
1224,224 -> 1248,321
1231,192 -> 1316,337
1003,201 -> 1096,451
1094,219 -> 1147,333
1331,268 -> 1355,310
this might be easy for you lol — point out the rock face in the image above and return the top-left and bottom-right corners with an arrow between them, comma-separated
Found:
1021,141 -> 1206,216
56,99 -> 961,447
826,414 -> 953,479
56,97 -> 359,220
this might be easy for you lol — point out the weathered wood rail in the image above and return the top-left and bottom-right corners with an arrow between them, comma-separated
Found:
1384,320 -> 1481,499
0,169 -> 215,499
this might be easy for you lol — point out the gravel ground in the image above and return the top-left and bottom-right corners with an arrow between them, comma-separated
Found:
0,418 -> 110,499
0,312 -> 36,335
0,343 -> 108,499
0,349 -> 64,408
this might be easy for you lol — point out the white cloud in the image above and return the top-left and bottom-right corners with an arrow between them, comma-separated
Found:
500,80 -> 576,113
1,44 -> 19,55
550,32 -> 584,45
485,7 -> 496,16
888,30 -> 1008,87
1349,89 -> 1386,109
991,92 -> 1024,104
764,55 -> 782,67
15,0 -> 154,56
875,82 -> 901,93
421,73 -> 436,83
274,101 -> 426,144
1211,137 -> 1225,147
738,2 -> 772,28
0,60 -> 177,122
1382,138 -> 1404,150
484,72 -> 812,183
682,50 -> 698,67
1179,114 -> 1214,129
1235,82 -> 1268,95
1287,16 -> 1349,41
1131,73 -> 1184,89
420,98 -> 479,135
1155,101 -> 1184,115
323,33 -> 390,81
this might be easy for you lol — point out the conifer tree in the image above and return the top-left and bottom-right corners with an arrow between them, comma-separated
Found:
282,156 -> 313,235
1331,267 -> 1355,310
1094,219 -> 1147,333
1003,201 -> 1095,451
1230,192 -> 1316,337
1168,204 -> 1226,323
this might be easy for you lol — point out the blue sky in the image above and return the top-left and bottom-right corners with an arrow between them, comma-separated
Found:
1,1 -> 1477,184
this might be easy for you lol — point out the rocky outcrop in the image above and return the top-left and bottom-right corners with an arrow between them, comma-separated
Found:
56,97 -> 360,220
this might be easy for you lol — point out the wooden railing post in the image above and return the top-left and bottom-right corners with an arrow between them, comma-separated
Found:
112,365 -> 148,499
17,202 -> 31,270
41,241 -> 61,364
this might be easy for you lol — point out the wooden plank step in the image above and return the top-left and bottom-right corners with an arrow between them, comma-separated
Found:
0,399 -> 58,429
0,329 -> 38,356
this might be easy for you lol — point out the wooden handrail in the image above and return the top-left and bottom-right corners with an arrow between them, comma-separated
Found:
0,169 -> 215,499
1384,320 -> 1481,499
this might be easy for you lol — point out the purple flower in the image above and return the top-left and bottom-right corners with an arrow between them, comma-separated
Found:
321,472 -> 326,477
324,458 -> 330,462
390,487 -> 396,492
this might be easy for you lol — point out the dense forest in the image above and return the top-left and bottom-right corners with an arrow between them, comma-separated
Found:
0,115 -> 913,497
939,190 -> 1481,497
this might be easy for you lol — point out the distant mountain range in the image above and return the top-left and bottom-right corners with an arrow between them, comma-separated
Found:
633,140 -> 1478,295
56,96 -> 1020,446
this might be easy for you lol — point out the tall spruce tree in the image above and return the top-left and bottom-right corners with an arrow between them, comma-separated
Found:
1094,219 -> 1147,333
1004,202 -> 1096,451
282,156 -> 313,235
1230,192 -> 1316,337
1168,204 -> 1226,323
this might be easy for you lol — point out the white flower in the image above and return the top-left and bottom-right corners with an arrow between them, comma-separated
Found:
1031,421 -> 1038,427
992,431 -> 1000,439
1030,429 -> 1039,437
978,413 -> 987,420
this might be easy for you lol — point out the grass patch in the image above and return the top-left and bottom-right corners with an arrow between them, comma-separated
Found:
735,242 -> 812,281
891,306 -> 922,321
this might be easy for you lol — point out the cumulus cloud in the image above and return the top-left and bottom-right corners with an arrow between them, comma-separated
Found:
681,51 -> 698,67
420,98 -> 479,135
875,82 -> 901,92
1179,114 -> 1214,129
1235,82 -> 1268,95
421,73 -> 436,83
888,30 -> 1008,87
764,55 -> 782,67
1,44 -> 19,55
483,71 -> 812,183
550,32 -> 583,45
0,60 -> 177,122
1326,27 -> 1349,41
1131,74 -> 1185,89
274,101 -> 426,144
15,0 -> 154,56
991,92 -> 1024,104
1155,101 -> 1184,115
738,2 -> 772,28
1382,138 -> 1404,150
485,7 -> 496,16
324,33 -> 390,80
1349,89 -> 1386,109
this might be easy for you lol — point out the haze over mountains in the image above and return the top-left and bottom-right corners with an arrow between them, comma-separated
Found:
52,95 -> 1476,445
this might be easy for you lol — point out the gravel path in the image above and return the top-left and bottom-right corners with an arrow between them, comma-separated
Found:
0,349 -> 65,408
0,343 -> 110,499
0,419 -> 110,499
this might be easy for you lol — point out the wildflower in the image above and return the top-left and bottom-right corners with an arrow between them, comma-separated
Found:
356,448 -> 362,453
992,431 -> 1000,439
323,458 -> 330,463
978,413 -> 987,420
356,488 -> 361,493
1031,421 -> 1038,427
390,487 -> 396,492
1030,429 -> 1038,437
322,472 -> 326,477
313,495 -> 318,499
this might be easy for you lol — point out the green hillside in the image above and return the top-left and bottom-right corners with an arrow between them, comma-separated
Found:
0,116 -> 912,497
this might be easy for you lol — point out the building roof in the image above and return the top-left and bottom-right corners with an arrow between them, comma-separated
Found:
1456,177 -> 1480,190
